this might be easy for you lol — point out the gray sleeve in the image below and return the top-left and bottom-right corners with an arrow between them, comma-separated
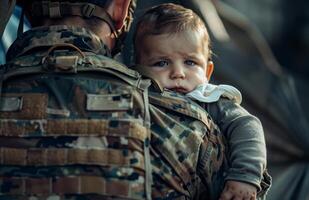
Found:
207,98 -> 267,191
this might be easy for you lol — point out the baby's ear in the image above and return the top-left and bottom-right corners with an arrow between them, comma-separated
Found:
206,61 -> 214,80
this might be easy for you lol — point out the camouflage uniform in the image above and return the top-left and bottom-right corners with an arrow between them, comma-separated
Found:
0,25 -> 227,200
148,90 -> 228,200
0,25 -> 153,200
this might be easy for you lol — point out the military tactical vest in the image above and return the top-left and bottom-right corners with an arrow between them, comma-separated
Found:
0,44 -> 152,200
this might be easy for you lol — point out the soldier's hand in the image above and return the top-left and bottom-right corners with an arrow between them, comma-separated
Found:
218,180 -> 257,200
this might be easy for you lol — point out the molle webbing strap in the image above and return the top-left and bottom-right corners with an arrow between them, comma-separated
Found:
31,1 -> 118,37
0,65 -> 5,98
0,147 -> 145,170
136,79 -> 151,127
139,79 -> 152,200
0,176 -> 143,199
0,119 -> 148,141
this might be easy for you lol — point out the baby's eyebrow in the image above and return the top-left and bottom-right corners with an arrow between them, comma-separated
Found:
189,52 -> 206,59
185,54 -> 201,60
149,56 -> 170,61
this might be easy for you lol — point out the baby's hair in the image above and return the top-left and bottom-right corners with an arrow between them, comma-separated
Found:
134,3 -> 212,61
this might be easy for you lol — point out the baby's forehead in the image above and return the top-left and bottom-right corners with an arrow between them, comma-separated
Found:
138,32 -> 210,60
143,30 -> 209,50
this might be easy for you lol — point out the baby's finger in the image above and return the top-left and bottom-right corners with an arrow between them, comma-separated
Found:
250,195 -> 257,200
218,191 -> 233,200
243,193 -> 256,200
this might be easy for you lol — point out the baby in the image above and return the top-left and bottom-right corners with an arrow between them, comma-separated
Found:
133,3 -> 268,200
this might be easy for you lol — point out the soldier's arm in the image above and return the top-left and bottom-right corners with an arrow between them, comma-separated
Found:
207,98 -> 267,193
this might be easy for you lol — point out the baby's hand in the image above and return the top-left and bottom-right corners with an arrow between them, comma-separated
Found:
219,180 -> 257,200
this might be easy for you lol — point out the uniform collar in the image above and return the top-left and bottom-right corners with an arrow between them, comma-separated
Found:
6,25 -> 111,61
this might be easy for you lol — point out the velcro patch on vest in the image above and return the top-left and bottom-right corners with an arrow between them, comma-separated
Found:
86,93 -> 133,111
0,93 -> 48,119
0,96 -> 23,111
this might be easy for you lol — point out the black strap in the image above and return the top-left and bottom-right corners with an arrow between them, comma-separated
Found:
0,64 -> 7,99
17,7 -> 24,37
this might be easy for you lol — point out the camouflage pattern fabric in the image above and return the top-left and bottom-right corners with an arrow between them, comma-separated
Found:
148,90 -> 227,200
0,25 -> 152,200
5,25 -> 112,61
0,25 -> 227,199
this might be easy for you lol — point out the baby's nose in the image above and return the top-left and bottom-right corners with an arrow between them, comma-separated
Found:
170,65 -> 185,79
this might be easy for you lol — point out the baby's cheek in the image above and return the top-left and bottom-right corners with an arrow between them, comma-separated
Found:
155,75 -> 170,88
195,75 -> 208,85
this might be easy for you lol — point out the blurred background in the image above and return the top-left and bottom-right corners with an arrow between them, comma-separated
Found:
1,0 -> 309,199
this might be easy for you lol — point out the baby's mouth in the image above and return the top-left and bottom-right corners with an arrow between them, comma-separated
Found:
169,87 -> 188,93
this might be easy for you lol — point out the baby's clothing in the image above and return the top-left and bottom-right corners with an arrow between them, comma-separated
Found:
187,83 -> 267,193
186,83 -> 242,104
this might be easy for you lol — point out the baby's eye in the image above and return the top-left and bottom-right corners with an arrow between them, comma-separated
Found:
184,60 -> 196,66
152,60 -> 168,67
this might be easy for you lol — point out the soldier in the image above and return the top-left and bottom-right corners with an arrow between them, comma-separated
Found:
0,1 -> 267,200
0,0 -> 153,199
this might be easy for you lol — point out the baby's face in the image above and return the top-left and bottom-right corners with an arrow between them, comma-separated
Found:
137,30 -> 213,93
